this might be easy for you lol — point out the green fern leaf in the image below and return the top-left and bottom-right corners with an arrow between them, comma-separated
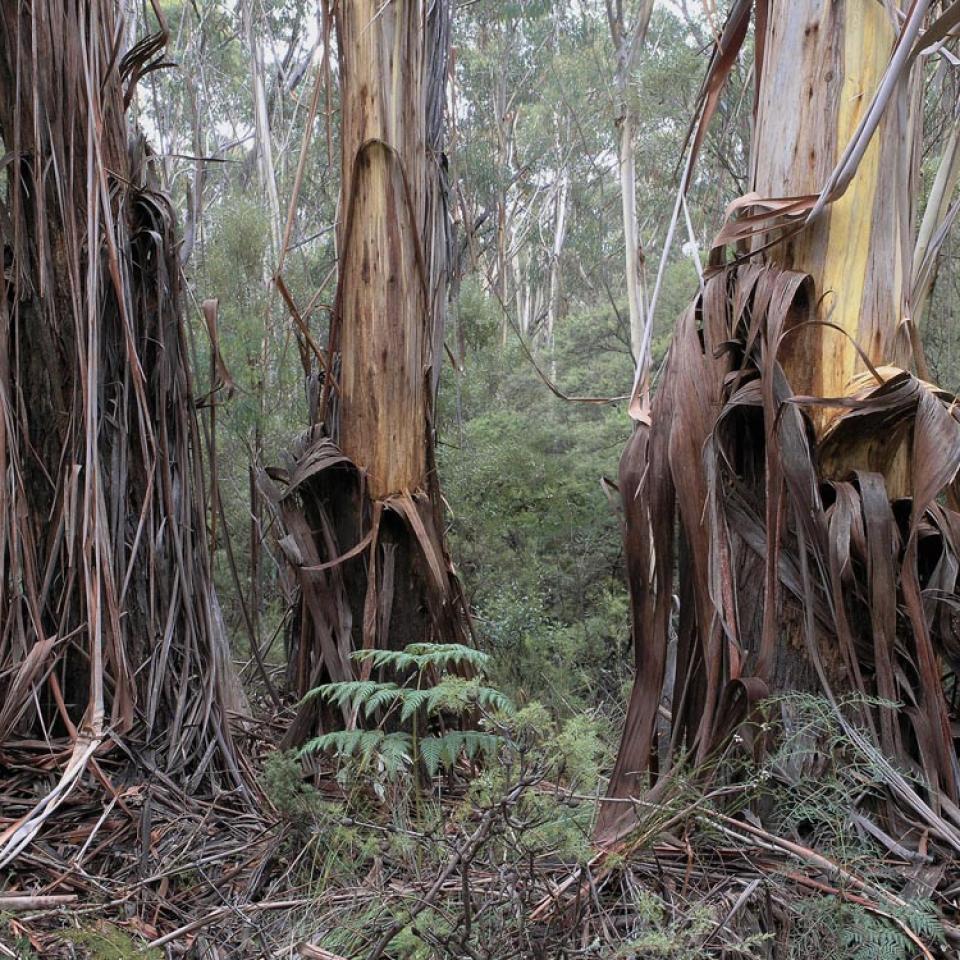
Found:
303,680 -> 386,712
472,685 -> 513,714
405,643 -> 489,672
418,735 -> 444,777
399,688 -> 432,722
378,733 -> 413,772
352,649 -> 417,672
363,685 -> 405,717
300,729 -> 377,759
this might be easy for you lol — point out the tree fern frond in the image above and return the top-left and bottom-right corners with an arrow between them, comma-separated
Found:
423,678 -> 513,716
472,685 -> 513,714
399,688 -> 432,722
378,733 -> 413,772
351,649 -> 417,672
301,680 -> 391,712
418,735 -> 445,777
418,732 -> 503,776
404,643 -> 489,671
300,729 -> 382,759
363,686 -> 406,717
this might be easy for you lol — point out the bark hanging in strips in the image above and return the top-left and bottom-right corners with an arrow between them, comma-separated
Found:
0,0 -> 247,865
602,0 -> 960,854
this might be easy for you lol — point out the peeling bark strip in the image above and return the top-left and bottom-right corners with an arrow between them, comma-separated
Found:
0,0 -> 245,863
274,0 -> 469,737
601,1 -> 960,845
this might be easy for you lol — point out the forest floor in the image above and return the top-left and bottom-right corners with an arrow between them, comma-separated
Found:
2,716 -> 958,960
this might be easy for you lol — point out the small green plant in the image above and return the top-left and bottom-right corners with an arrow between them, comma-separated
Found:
58,924 -> 162,960
787,895 -> 944,960
261,748 -> 325,819
299,643 -> 513,789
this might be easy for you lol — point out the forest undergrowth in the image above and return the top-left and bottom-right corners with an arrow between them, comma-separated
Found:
2,655 -> 956,958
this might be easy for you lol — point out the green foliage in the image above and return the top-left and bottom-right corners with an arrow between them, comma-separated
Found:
58,925 -> 162,960
302,729 -> 413,776
260,749 -> 324,819
352,643 -> 491,674
741,694 -> 913,865
787,896 -> 944,960
438,333 -> 634,715
616,896 -> 770,959
299,643 -> 513,786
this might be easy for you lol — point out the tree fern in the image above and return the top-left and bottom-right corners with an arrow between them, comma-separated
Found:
299,642 -> 512,785
403,643 -> 490,672
399,688 -> 432,723
425,678 -> 512,716
300,730 -> 413,769
300,729 -> 379,760
351,648 -> 419,673
300,679 -> 392,713
419,732 -> 502,776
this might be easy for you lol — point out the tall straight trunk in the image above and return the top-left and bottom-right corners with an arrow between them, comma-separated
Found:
913,115 -> 960,328
601,2 -> 960,843
276,0 -> 469,739
618,110 -> 645,361
546,165 -> 570,367
608,0 -> 654,364
245,0 -> 282,258
0,0 -> 244,862
752,1 -> 917,424
335,0 -> 441,497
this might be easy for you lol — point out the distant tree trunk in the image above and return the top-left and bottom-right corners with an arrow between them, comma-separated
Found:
275,0 -> 470,741
545,160 -> 570,372
913,112 -> 960,330
608,0 -> 654,364
0,0 -> 244,862
601,1 -> 960,842
244,0 -> 282,258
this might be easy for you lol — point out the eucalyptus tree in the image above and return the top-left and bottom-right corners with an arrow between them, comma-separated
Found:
602,0 -> 960,851
607,0 -> 654,365
0,0 -> 245,863
273,0 -> 472,741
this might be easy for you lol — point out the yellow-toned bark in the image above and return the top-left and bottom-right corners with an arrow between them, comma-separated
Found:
752,0 -> 915,413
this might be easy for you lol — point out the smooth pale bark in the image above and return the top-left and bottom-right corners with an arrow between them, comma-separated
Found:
608,0 -> 654,363
751,0 -> 918,406
619,112 -> 646,361
245,0 -> 282,257
546,167 -> 570,358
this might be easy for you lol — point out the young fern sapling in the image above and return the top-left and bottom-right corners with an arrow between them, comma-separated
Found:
298,643 -> 511,782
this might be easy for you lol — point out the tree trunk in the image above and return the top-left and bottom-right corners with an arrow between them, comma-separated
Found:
245,0 -> 282,258
601,1 -> 960,843
609,1 -> 654,364
275,0 -> 470,739
546,163 -> 570,374
618,109 -> 646,362
913,114 -> 960,329
0,0 -> 245,863
752,0 -> 916,426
